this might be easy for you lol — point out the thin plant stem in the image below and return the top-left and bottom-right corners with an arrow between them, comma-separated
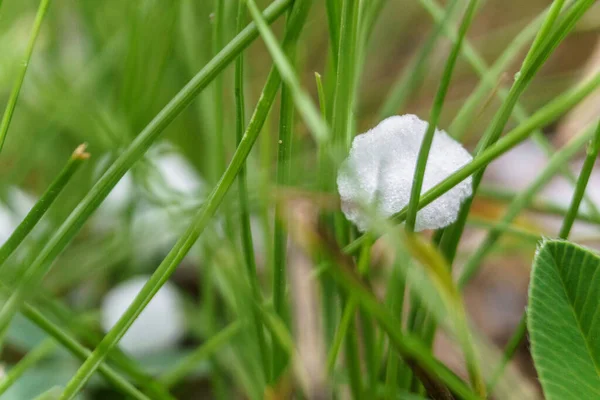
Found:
477,186 -> 600,226
17,298 -> 153,400
160,321 -> 243,388
312,238 -> 480,400
378,0 -> 460,119
457,124 -> 596,288
0,338 -> 56,396
487,120 -> 600,393
0,144 -> 89,267
57,2 -> 310,397
0,0 -> 52,153
271,1 -> 305,379
343,67 -> 600,254
559,120 -> 600,238
428,0 -> 595,274
325,0 -> 341,69
0,0 -> 293,363
233,0 -> 269,382
212,0 -> 226,182
405,0 -> 478,232
246,0 -> 328,144
331,0 -> 359,150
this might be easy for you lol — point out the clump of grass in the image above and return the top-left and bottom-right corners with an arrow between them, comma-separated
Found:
0,0 -> 599,399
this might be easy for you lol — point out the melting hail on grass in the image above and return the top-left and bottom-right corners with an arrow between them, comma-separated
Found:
337,115 -> 473,232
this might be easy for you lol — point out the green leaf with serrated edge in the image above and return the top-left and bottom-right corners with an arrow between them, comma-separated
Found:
528,239 -> 600,400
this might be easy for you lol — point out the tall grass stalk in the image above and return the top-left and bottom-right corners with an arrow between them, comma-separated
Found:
0,0 -> 51,153
233,0 -> 269,382
487,119 -> 600,394
0,0 -> 293,372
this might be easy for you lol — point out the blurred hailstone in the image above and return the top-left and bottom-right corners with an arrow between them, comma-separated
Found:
337,115 -> 473,232
101,275 -> 185,355
0,188 -> 37,245
485,139 -> 549,191
539,159 -> 600,237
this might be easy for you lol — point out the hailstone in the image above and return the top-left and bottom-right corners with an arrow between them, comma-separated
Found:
337,115 -> 473,232
101,276 -> 185,355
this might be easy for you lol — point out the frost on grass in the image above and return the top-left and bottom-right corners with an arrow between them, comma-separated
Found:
337,115 -> 473,232
101,275 -> 185,355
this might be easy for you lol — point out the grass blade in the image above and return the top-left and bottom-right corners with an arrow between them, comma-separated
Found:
405,0 -> 479,232
160,321 -> 243,388
0,338 -> 55,396
0,0 -> 293,357
233,0 -> 269,383
0,0 -> 51,153
0,145 -> 89,267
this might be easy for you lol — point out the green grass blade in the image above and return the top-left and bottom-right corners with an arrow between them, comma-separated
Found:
234,0 -> 269,383
331,0 -> 359,150
457,123 -> 595,287
17,300 -> 153,400
423,0 -> 600,221
246,0 -> 329,144
344,68 -> 600,253
477,186 -> 600,227
314,240 -> 479,399
488,120 -> 600,392
56,2 -> 315,397
160,321 -> 243,388
270,0 -> 310,380
405,0 -> 479,232
0,0 -> 293,357
0,145 -> 89,267
379,0 -> 460,119
0,0 -> 51,153
325,0 -> 341,68
559,120 -> 600,238
0,338 -> 56,396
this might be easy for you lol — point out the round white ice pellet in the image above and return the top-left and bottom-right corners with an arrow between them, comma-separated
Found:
337,115 -> 473,232
101,276 -> 185,355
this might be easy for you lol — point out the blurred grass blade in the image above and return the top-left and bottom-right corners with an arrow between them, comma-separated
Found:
331,0 -> 359,150
0,145 -> 89,267
0,338 -> 55,396
0,0 -> 293,361
56,2 -> 314,397
271,0 -> 311,380
477,186 -> 600,227
488,119 -> 600,392
15,297 -> 154,400
0,0 -> 51,153
379,0 -> 460,119
423,0 -> 600,220
290,227 -> 479,400
434,0 -> 595,268
160,321 -> 242,388
405,0 -> 479,232
403,233 -> 485,396
559,120 -> 600,238
458,123 -> 596,287
233,0 -> 269,382
392,68 -> 600,226
246,0 -> 329,144
344,67 -> 600,254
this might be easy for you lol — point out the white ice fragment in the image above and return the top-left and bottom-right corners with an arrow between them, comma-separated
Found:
485,139 -> 549,191
337,115 -> 473,232
101,276 -> 185,355
0,187 -> 37,246
154,153 -> 205,197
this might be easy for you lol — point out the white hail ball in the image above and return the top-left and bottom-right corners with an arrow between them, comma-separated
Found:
101,276 -> 185,355
337,115 -> 473,232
